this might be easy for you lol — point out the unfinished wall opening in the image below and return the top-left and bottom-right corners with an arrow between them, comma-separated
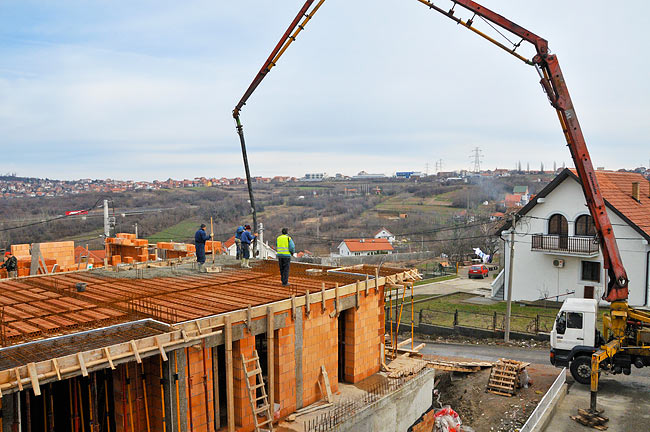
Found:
255,331 -> 269,400
338,310 -> 348,383
214,344 -> 227,428
14,371 -> 115,432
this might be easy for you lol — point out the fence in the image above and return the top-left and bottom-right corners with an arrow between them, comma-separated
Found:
417,307 -> 556,335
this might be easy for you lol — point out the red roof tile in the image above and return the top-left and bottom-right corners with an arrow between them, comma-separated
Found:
343,238 -> 394,252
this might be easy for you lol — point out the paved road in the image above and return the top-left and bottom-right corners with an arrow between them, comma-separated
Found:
418,341 -> 550,364
419,341 -> 650,432
408,276 -> 493,297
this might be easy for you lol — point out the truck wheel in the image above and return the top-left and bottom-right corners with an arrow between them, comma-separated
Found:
570,356 -> 592,385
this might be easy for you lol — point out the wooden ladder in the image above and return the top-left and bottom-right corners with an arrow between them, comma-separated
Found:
241,350 -> 274,432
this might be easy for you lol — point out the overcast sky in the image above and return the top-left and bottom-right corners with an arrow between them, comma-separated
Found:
1,1 -> 648,181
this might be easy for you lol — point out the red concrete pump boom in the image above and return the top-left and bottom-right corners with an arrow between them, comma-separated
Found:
232,0 -> 629,303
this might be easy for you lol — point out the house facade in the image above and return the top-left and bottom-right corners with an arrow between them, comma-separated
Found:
497,169 -> 650,306
337,239 -> 394,256
374,227 -> 396,244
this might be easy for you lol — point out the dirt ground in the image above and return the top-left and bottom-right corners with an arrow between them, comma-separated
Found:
426,354 -> 560,432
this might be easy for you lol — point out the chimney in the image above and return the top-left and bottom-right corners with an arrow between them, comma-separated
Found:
632,182 -> 640,202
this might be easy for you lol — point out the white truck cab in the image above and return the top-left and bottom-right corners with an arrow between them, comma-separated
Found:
550,298 -> 599,384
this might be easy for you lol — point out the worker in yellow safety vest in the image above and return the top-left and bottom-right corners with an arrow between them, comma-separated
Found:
276,228 -> 295,286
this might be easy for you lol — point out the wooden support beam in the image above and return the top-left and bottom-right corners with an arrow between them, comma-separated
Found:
130,340 -> 142,363
103,348 -> 115,370
77,353 -> 88,377
26,363 -> 40,396
51,359 -> 61,381
321,283 -> 326,312
335,283 -> 340,316
155,337 -> 168,362
224,316 -> 234,432
246,304 -> 252,329
291,295 -> 296,321
266,307 -> 275,419
13,368 -> 22,391
305,290 -> 311,316
355,281 -> 360,309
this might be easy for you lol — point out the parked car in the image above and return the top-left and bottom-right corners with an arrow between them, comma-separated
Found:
468,264 -> 489,279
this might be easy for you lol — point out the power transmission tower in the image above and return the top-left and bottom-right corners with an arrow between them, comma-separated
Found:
425,163 -> 430,176
435,159 -> 443,174
469,147 -> 483,173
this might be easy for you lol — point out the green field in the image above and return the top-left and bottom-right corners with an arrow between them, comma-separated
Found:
147,218 -> 200,243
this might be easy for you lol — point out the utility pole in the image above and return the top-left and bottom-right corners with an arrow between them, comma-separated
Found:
258,222 -> 264,258
103,200 -> 110,239
504,213 -> 516,342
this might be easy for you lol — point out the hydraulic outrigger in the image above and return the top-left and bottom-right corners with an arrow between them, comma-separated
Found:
232,0 -> 644,419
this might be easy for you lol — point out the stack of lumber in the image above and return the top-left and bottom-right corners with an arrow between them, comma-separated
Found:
385,354 -> 428,378
486,358 -> 530,397
571,408 -> 609,430
427,360 -> 493,373
385,338 -> 425,359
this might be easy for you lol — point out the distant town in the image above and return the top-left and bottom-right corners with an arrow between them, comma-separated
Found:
1,165 -> 648,199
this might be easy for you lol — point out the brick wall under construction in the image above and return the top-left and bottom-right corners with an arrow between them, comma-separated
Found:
0,274 -> 391,432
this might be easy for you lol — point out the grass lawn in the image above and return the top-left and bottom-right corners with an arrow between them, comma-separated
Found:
147,218 -> 200,243
413,275 -> 458,286
386,292 -> 560,333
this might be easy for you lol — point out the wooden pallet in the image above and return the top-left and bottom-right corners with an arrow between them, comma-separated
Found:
571,408 -> 609,430
486,358 -> 529,396
241,350 -> 274,432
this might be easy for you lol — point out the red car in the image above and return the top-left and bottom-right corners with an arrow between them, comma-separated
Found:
468,264 -> 489,279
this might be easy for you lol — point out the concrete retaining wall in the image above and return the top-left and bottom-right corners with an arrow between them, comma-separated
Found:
336,368 -> 435,432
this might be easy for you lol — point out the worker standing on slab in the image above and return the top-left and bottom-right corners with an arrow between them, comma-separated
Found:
240,224 -> 256,268
276,228 -> 295,286
235,224 -> 244,259
1,251 -> 18,278
194,224 -> 212,271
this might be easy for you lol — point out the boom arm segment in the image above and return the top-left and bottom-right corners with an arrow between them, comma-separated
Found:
416,0 -> 628,302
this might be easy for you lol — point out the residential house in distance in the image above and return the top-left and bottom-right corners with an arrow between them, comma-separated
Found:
513,185 -> 530,204
224,236 -> 277,259
337,238 -> 394,256
374,227 -> 396,244
303,173 -> 326,181
494,169 -> 650,306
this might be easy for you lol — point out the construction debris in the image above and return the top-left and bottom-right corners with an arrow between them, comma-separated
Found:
571,408 -> 609,430
386,354 -> 428,378
486,358 -> 530,397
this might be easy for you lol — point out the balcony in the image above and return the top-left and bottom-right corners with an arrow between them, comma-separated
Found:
531,234 -> 599,256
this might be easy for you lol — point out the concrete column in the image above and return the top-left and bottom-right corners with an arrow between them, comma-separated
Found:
174,349 -> 189,432
162,355 -> 177,432
294,306 -> 304,409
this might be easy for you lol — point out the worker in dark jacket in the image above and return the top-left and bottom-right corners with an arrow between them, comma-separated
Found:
240,225 -> 256,268
1,251 -> 18,278
235,225 -> 244,259
194,224 -> 212,270
276,228 -> 295,286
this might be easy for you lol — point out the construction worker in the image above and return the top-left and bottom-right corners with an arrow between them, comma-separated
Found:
194,224 -> 212,271
1,251 -> 18,278
240,224 -> 256,268
235,224 -> 244,259
276,228 -> 295,286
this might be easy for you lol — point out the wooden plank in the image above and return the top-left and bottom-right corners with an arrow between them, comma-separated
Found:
155,336 -> 168,362
13,368 -> 23,391
396,338 -> 412,348
26,363 -> 41,396
320,366 -> 333,403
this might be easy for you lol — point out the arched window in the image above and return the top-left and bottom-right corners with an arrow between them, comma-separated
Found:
548,214 -> 568,236
575,215 -> 596,236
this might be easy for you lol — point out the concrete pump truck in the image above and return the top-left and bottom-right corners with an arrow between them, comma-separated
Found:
232,0 -> 650,419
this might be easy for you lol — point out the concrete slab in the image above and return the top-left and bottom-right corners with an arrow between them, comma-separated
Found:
544,374 -> 650,432
461,296 -> 498,305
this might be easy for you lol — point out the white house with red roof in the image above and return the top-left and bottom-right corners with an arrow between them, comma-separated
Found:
337,238 -> 394,257
495,169 -> 650,306
224,236 -> 277,259
374,227 -> 395,244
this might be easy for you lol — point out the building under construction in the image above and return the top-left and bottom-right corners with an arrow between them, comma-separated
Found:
0,259 -> 423,432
